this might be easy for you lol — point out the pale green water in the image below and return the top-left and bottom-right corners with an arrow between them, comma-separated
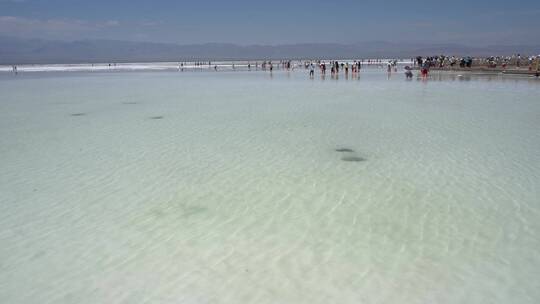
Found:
1,70 -> 540,303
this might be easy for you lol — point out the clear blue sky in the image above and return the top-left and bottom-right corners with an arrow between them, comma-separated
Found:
1,0 -> 539,45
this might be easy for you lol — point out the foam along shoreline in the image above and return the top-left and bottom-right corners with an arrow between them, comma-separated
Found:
0,62 -> 195,73
0,60 -> 414,73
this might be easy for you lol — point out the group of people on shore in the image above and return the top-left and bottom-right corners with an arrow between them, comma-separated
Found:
480,54 -> 540,69
414,56 -> 473,69
413,54 -> 540,70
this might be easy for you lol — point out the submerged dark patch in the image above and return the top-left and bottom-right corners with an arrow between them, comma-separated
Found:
150,116 -> 164,120
335,148 -> 355,153
32,251 -> 46,260
180,206 -> 207,218
341,156 -> 366,162
70,113 -> 86,116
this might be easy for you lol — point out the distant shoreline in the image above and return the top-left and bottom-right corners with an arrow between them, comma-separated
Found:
1,60 -> 538,77
0,60 -> 403,73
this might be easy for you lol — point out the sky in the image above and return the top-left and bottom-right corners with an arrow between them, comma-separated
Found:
1,0 -> 539,46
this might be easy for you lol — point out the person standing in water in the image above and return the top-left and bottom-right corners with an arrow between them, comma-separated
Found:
404,66 -> 413,79
309,63 -> 314,78
535,55 -> 540,75
421,60 -> 430,78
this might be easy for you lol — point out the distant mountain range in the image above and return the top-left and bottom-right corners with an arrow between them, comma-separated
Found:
1,36 -> 539,64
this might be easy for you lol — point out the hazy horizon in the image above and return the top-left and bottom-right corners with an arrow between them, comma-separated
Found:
2,35 -> 539,65
3,35 -> 540,48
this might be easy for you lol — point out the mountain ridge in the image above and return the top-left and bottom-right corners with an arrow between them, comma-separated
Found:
1,36 -> 539,64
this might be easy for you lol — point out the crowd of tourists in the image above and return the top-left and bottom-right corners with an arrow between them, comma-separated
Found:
413,54 -> 540,70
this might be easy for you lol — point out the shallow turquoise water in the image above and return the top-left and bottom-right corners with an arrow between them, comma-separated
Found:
1,69 -> 539,303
